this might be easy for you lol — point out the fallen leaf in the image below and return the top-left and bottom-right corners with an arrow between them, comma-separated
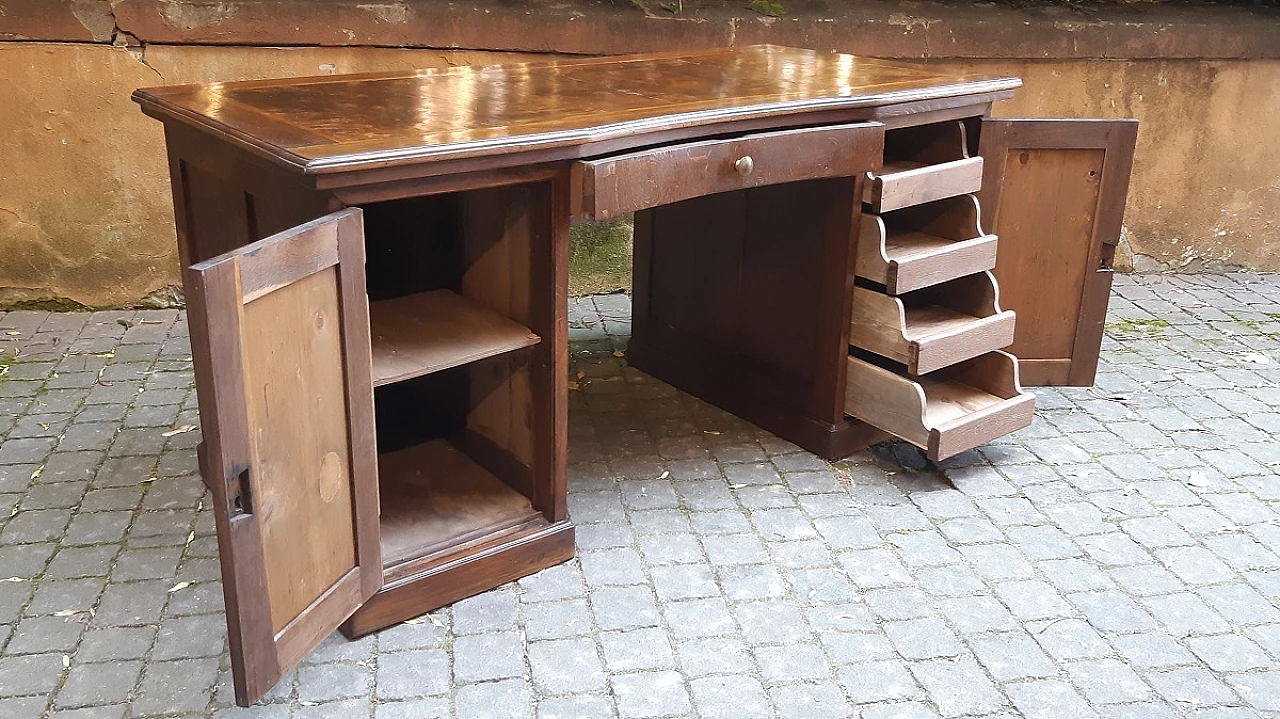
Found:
1185,473 -> 1211,488
4,331 -> 20,336
613,350 -> 625,358
1123,483 -> 1137,496
576,370 -> 586,380
427,613 -> 444,628
168,581 -> 192,593
162,424 -> 197,437
138,320 -> 164,325
403,617 -> 423,625
53,609 -> 86,617
1243,353 -> 1271,365
567,381 -> 580,391
139,477 -> 158,484
62,655 -> 70,668
1,577 -> 26,583
186,531 -> 196,545
658,470 -> 671,480
30,465 -> 44,481
729,483 -> 748,489
703,430 -> 722,436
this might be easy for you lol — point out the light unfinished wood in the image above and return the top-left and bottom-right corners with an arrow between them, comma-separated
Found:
844,351 -> 1034,460
368,290 -> 541,387
849,271 -> 1016,374
377,439 -> 541,568
573,124 -> 879,220
855,194 -> 997,294
864,157 -> 984,213
864,120 -> 983,212
979,118 -> 1139,386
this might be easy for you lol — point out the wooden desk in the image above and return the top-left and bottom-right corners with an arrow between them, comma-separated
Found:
135,45 -> 1136,705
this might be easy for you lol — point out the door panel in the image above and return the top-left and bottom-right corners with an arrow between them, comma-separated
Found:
186,208 -> 380,706
978,119 -> 1138,386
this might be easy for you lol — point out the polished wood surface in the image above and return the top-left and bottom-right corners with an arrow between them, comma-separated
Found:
186,209 -> 380,706
573,124 -> 878,220
133,46 -> 1019,173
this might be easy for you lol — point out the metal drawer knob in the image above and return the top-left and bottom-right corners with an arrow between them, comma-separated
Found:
735,155 -> 755,176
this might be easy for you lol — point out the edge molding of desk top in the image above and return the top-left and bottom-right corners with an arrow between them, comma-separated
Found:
133,45 -> 1020,176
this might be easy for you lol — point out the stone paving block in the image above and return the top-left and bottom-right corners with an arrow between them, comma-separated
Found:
1006,679 -> 1100,719
909,656 -> 1006,717
528,638 -> 605,694
55,658 -> 143,708
769,681 -> 853,719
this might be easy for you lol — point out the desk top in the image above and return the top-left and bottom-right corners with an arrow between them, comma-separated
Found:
134,45 -> 1019,175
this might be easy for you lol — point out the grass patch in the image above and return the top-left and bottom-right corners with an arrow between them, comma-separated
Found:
569,216 -> 633,297
1106,317 -> 1171,335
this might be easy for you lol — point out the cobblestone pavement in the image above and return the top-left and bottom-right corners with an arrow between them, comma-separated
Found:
2,273 -> 1280,718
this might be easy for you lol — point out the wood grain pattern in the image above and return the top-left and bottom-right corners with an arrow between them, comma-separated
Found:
864,157 -> 985,213
574,124 -> 879,219
186,208 -> 379,706
978,118 -> 1138,386
133,46 -> 1019,174
377,440 -> 541,567
844,350 -> 1034,460
849,271 -> 1016,374
368,290 -> 540,387
856,195 -> 998,294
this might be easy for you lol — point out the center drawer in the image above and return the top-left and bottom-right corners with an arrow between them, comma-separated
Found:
571,123 -> 882,220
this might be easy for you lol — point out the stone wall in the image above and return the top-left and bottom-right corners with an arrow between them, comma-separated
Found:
1,0 -> 1277,307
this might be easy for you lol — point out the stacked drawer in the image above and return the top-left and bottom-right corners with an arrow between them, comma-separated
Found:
847,121 -> 1034,461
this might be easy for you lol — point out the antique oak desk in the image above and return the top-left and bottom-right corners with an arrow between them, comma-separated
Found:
134,46 -> 1136,705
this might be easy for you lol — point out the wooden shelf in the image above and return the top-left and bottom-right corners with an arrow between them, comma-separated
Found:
369,290 -> 541,387
844,350 -> 1034,461
855,195 -> 998,294
377,439 -> 541,568
849,271 -> 1016,374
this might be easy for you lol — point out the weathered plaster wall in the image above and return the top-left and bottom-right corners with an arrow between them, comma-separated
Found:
0,38 -> 1277,305
0,44 -> 540,307
950,58 -> 1280,273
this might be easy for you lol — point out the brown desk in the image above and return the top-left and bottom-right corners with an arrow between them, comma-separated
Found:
135,45 -> 1136,705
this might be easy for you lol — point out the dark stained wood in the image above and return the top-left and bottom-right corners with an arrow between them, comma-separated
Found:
341,520 -> 575,638
133,46 -> 1019,175
574,124 -> 882,220
369,290 -> 541,387
630,123 -> 886,459
978,118 -> 1139,386
146,47 -> 1138,689
186,209 -> 380,707
377,440 -> 541,567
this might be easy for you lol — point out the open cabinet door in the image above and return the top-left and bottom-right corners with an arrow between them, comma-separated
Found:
978,119 -> 1138,386
186,208 -> 381,706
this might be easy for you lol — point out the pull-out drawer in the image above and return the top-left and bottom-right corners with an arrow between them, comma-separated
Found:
864,121 -> 983,213
850,272 -> 1016,375
572,123 -> 882,220
845,351 -> 1034,461
855,195 -> 997,295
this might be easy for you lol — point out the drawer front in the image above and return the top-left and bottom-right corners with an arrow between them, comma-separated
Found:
855,195 -> 998,295
572,123 -> 882,220
849,276 -> 1016,375
864,157 -> 984,213
844,351 -> 1034,461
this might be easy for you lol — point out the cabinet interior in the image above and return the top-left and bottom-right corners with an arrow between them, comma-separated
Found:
359,185 -> 548,572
